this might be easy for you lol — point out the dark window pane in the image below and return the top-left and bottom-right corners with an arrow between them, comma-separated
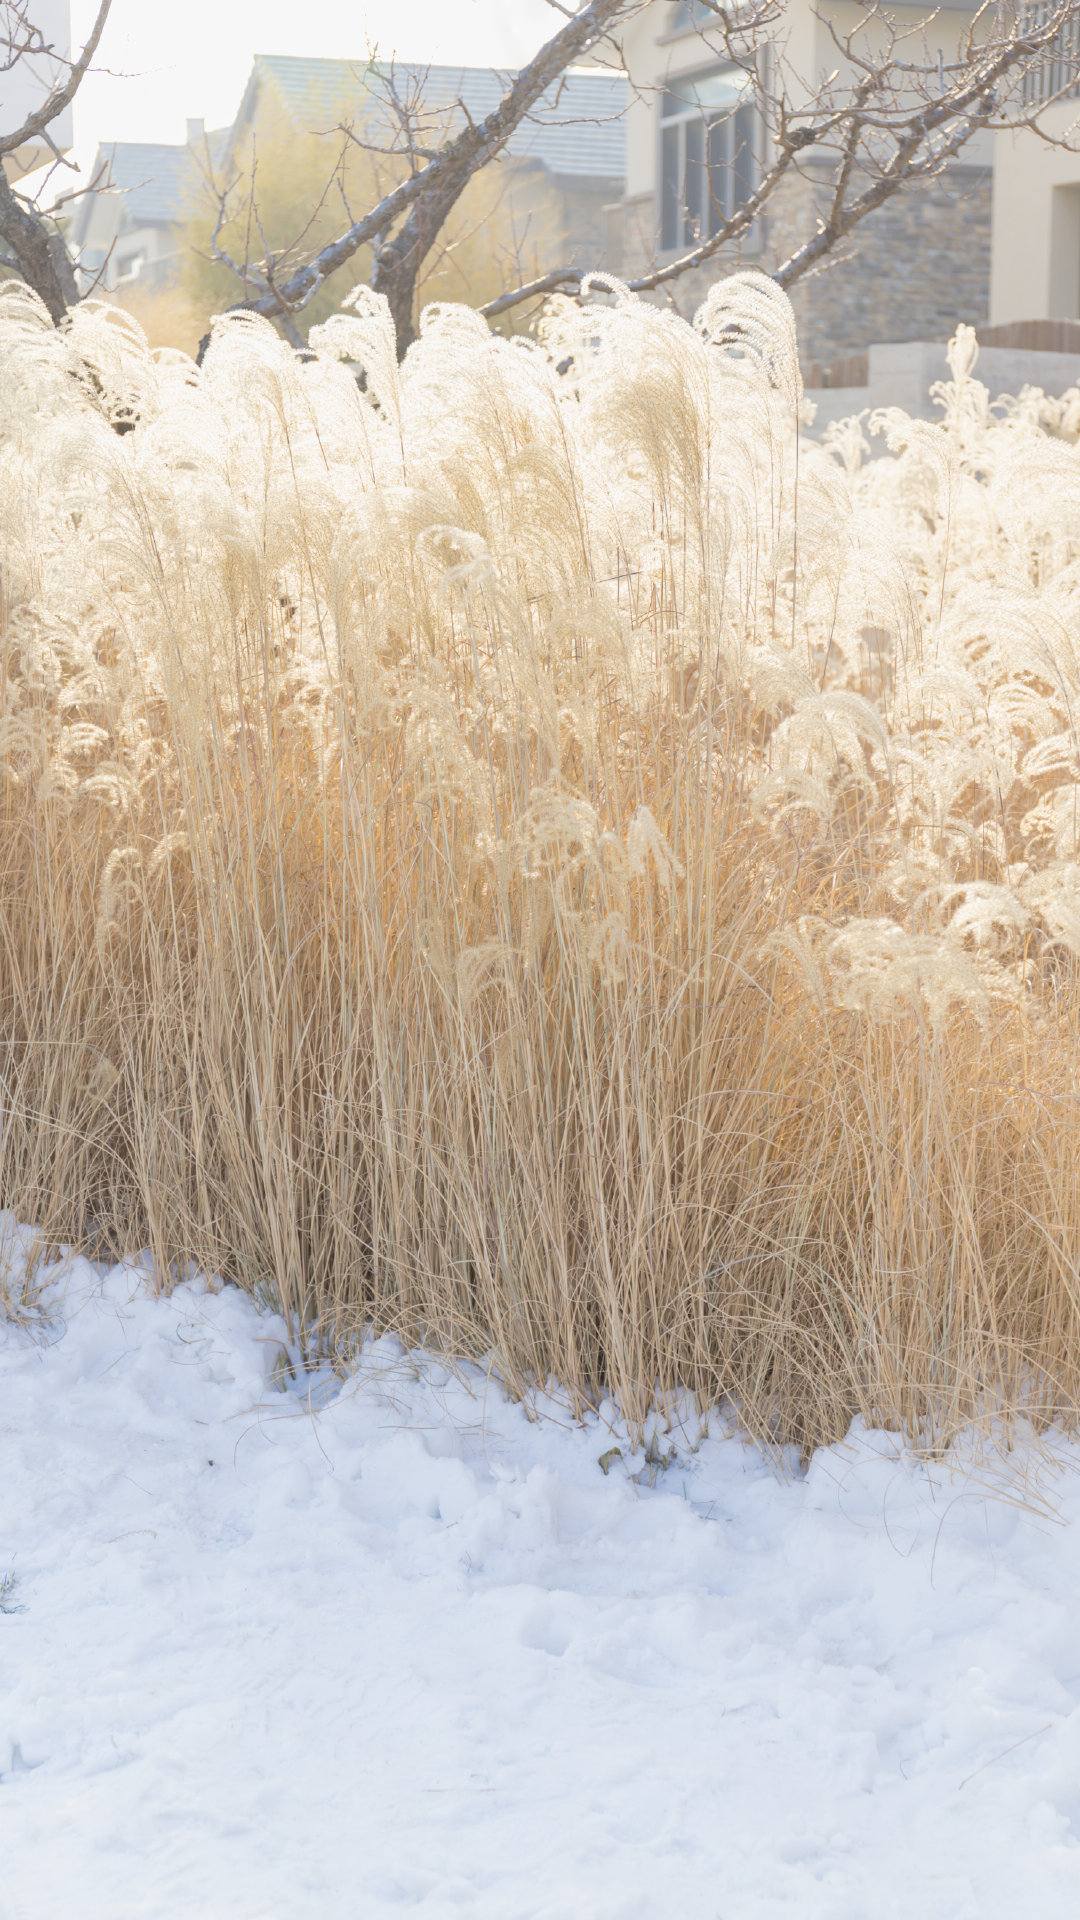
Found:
684,113 -> 705,243
661,122 -> 681,250
733,101 -> 756,210
706,114 -> 729,236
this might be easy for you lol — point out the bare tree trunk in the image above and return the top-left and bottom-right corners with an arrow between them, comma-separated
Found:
369,178 -> 480,357
214,0 -> 638,358
0,0 -> 114,323
0,165 -> 78,322
370,238 -> 421,359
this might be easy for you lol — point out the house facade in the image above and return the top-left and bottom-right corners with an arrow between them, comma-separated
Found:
990,18 -> 1080,327
64,11 -> 1080,367
606,0 -> 994,370
70,122 -> 229,293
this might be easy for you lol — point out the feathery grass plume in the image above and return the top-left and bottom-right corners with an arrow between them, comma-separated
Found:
5,269 -> 1080,1452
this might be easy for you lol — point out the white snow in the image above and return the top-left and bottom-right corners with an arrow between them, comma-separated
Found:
2,1223 -> 1080,1917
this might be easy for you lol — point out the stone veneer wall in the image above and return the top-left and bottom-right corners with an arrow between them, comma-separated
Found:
771,162 -> 992,367
603,160 -> 993,369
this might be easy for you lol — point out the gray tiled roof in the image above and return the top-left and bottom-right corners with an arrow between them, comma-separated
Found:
249,56 -> 627,181
88,129 -> 230,230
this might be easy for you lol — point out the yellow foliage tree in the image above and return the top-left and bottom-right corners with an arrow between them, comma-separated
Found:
181,86 -> 564,344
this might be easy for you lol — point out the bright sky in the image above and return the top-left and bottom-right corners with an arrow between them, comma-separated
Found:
70,0 -> 561,155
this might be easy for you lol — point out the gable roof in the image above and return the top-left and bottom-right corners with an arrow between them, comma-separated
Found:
75,129 -> 231,237
240,55 -> 627,182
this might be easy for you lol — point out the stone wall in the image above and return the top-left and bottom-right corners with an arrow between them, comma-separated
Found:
603,161 -> 993,370
773,162 -> 993,368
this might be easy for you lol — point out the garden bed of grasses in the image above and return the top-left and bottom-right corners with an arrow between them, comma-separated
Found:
3,269 -> 1080,1450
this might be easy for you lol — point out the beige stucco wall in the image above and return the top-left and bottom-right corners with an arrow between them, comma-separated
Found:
991,107 -> 1080,325
805,1 -> 993,169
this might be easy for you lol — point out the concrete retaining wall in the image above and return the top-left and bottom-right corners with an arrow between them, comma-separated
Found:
806,339 -> 1080,435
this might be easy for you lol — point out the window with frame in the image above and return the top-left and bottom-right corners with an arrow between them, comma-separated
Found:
1020,0 -> 1080,104
659,67 -> 757,253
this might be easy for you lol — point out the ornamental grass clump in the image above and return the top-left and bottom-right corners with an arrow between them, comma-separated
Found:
3,269 -> 1080,1449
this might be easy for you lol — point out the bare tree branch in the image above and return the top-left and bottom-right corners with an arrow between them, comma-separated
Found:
223,0 -> 645,351
0,162 -> 76,317
482,0 -> 1080,326
0,0 -> 113,156
9,0 -> 1080,387
0,1 -> 115,320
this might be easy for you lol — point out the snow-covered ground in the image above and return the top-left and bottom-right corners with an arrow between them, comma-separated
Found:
2,1224 -> 1080,1917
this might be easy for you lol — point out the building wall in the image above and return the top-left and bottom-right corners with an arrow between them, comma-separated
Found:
807,338 -> 1080,437
771,163 -> 992,367
991,108 -> 1080,325
0,0 -> 72,160
620,0 -> 994,190
470,161 -> 622,298
604,188 -> 767,304
613,0 -> 994,365
606,159 -> 991,367
75,193 -> 176,293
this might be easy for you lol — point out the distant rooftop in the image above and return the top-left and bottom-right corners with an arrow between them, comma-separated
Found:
85,128 -> 230,231
243,55 -> 628,181
69,56 -> 627,262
